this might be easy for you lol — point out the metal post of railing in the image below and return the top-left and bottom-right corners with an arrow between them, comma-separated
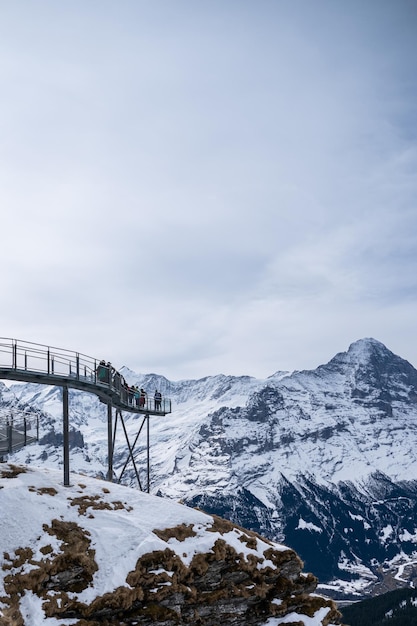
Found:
47,348 -> 50,375
51,357 -> 54,375
24,351 -> 27,370
76,354 -> 80,380
63,386 -> 70,486
12,342 -> 17,369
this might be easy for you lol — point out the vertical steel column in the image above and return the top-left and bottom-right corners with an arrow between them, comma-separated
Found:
147,414 -> 150,493
7,421 -> 12,454
63,385 -> 70,486
107,402 -> 113,482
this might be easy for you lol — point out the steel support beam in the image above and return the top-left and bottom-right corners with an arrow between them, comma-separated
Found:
63,385 -> 70,486
107,402 -> 113,482
7,422 -> 12,454
147,414 -> 150,493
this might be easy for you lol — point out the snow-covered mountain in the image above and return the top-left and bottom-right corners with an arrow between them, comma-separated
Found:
3,337 -> 417,599
0,463 -> 341,625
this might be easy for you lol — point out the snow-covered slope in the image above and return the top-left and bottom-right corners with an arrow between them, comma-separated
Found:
0,463 -> 341,625
3,337 -> 417,598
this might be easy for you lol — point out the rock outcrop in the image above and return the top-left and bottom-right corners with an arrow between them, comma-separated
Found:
0,464 -> 343,625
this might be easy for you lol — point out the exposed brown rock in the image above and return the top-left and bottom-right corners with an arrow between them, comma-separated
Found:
1,518 -> 343,625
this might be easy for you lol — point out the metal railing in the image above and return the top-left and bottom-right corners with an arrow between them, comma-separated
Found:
0,337 -> 171,414
0,337 -> 97,381
0,407 -> 39,455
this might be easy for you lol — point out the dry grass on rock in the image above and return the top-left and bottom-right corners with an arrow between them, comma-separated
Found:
69,494 -> 132,516
0,465 -> 27,479
153,523 -> 197,543
0,480 -> 343,625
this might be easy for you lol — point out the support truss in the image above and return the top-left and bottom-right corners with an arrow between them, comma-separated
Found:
109,407 -> 151,492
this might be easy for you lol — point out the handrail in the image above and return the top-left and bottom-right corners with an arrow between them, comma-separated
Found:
0,404 -> 41,420
0,410 -> 39,455
0,337 -> 171,415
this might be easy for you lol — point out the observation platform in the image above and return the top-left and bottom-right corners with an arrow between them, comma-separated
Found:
0,337 -> 172,490
0,338 -> 171,415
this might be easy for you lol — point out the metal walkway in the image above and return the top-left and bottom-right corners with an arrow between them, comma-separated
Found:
0,338 -> 171,415
0,337 -> 172,490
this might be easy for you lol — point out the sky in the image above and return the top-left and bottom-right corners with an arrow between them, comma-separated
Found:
1,0 -> 417,380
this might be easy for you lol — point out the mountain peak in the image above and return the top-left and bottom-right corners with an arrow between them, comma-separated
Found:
347,337 -> 390,357
325,337 -> 394,370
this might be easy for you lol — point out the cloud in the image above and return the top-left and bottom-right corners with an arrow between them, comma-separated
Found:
0,1 -> 416,379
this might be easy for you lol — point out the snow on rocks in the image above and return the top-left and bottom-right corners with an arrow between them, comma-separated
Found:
0,463 -> 342,625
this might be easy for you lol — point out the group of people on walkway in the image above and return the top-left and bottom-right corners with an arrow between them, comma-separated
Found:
96,361 -> 163,411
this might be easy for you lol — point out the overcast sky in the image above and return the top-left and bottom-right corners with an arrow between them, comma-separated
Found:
1,0 -> 416,380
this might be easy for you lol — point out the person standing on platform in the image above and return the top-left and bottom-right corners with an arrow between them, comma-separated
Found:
134,386 -> 140,408
97,360 -> 109,384
154,389 -> 162,411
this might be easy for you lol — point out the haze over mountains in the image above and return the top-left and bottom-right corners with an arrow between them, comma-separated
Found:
3,337 -> 417,600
